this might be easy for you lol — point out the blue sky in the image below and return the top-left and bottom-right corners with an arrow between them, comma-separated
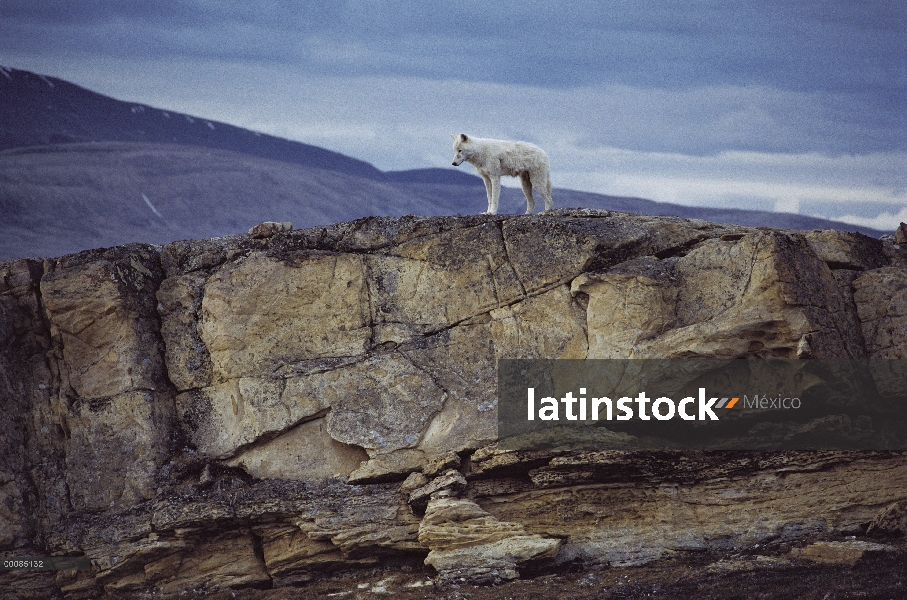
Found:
2,1 -> 905,228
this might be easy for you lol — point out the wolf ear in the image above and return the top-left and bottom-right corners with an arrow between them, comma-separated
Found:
458,133 -> 469,142
450,133 -> 457,141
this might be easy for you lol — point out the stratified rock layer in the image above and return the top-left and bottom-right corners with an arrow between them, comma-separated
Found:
1,210 -> 906,598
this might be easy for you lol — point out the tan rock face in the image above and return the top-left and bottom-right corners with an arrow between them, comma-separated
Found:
866,500 -> 907,536
791,540 -> 894,566
176,376 -> 324,460
226,417 -> 368,481
577,231 -> 866,359
473,449 -> 907,567
121,530 -> 270,595
2,212 -> 906,597
804,229 -> 886,271
853,267 -> 907,358
323,353 -> 447,453
199,251 -> 371,380
41,247 -> 167,398
369,221 -> 525,332
572,262 -> 677,359
65,391 -> 173,510
248,221 -> 292,238
419,494 -> 561,582
38,245 -> 175,512
893,222 -> 907,245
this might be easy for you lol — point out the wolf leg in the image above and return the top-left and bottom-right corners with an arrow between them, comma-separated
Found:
519,171 -> 535,214
480,173 -> 496,214
533,171 -> 553,213
487,176 -> 501,214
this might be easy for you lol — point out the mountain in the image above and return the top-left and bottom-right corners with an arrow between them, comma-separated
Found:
0,66 -> 887,261
0,65 -> 382,179
0,142 -> 488,260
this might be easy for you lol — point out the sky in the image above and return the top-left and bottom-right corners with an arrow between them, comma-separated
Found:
2,1 -> 906,229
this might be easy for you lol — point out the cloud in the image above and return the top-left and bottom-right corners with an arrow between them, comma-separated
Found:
553,147 -> 907,210
66,59 -> 898,154
3,1 -> 904,96
1,2 -> 903,224
5,55 -> 901,216
835,207 -> 907,232
142,64 -> 907,155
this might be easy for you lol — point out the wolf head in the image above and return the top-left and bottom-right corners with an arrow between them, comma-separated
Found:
451,133 -> 470,166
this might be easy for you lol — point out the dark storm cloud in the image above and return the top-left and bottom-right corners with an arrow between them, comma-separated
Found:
273,1 -> 907,103
4,1 -> 904,92
1,1 -> 287,63
0,1 -> 904,221
1,1 -> 905,155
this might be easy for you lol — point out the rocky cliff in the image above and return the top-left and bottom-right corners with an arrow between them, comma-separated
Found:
2,210 -> 906,598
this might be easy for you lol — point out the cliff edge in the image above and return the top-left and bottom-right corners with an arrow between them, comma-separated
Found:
2,210 -> 906,598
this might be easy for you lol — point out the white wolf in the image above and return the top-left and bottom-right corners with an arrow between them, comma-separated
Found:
450,133 -> 553,215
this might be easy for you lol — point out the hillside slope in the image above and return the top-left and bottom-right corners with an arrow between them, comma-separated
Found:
0,142 -> 481,260
0,66 -> 887,260
0,141 -> 888,261
0,65 -> 382,178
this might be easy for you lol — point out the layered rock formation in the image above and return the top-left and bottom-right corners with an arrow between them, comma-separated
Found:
1,210 -> 906,598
